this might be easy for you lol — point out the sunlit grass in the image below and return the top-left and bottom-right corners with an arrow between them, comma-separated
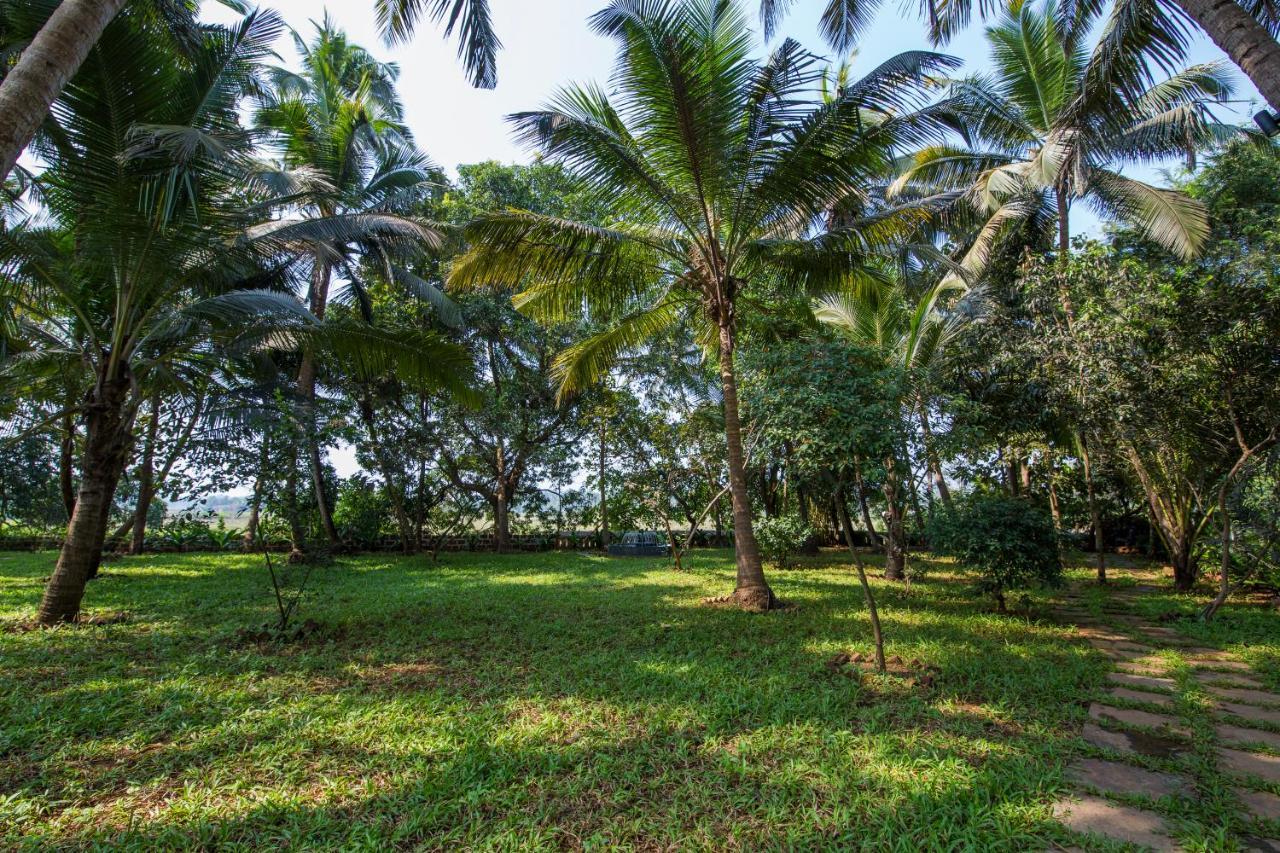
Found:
0,548 -> 1272,849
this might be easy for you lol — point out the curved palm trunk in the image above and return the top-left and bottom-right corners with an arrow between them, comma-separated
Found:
717,321 -> 773,611
37,366 -> 136,624
0,0 -> 128,184
1173,0 -> 1280,113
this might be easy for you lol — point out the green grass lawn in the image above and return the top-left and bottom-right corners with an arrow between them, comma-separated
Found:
0,548 -> 1273,850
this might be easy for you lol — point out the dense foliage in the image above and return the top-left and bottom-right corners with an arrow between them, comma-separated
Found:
927,495 -> 1064,610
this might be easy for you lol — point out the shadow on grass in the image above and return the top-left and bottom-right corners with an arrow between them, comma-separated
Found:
0,549 -> 1126,848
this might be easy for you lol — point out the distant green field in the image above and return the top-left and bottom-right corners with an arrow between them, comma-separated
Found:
1,549 -> 1274,849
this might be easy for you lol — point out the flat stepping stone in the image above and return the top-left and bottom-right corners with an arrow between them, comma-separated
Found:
1109,672 -> 1177,692
1079,628 -> 1133,642
1118,661 -> 1170,677
1195,671 -> 1265,688
1067,757 -> 1190,799
1089,639 -> 1155,654
1090,703 -> 1190,736
1219,702 -> 1280,726
1052,794 -> 1179,851
1182,647 -> 1237,660
1219,747 -> 1280,783
1082,722 -> 1188,759
1190,659 -> 1253,672
1239,787 -> 1280,822
1109,686 -> 1175,708
1217,723 -> 1280,750
1240,837 -> 1280,852
1208,687 -> 1280,708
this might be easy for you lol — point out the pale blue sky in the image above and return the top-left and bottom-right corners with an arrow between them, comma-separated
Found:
202,0 -> 1263,197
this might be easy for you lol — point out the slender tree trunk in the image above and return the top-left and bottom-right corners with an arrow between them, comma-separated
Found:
59,409 -> 76,520
297,260 -> 340,549
917,399 -> 952,509
1173,0 -> 1280,113
854,464 -> 881,551
881,456 -> 907,581
285,440 -> 307,560
129,394 -> 161,555
717,320 -> 773,611
1080,435 -> 1107,583
37,365 -> 135,624
0,0 -> 128,183
837,486 -> 886,673
243,436 -> 268,550
1047,463 -> 1063,533
598,416 -> 609,550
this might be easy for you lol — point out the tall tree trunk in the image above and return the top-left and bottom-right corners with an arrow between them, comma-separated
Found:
917,398 -> 952,509
837,486 -> 886,673
494,484 -> 510,552
0,0 -> 128,184
598,416 -> 609,550
881,456 -> 907,581
129,394 -> 161,555
297,260 -> 340,550
37,365 -> 135,624
717,320 -> 773,611
1173,0 -> 1280,113
59,409 -> 76,520
1080,435 -> 1107,583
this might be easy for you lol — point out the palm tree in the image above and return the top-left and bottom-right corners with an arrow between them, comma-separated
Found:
760,0 -> 1280,128
2,9 -> 470,625
815,276 -> 982,576
449,0 -> 959,610
891,0 -> 1232,277
255,17 -> 455,553
0,0 -> 500,186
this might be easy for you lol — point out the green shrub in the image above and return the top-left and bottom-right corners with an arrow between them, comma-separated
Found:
755,514 -> 814,568
926,496 -> 1062,611
334,476 -> 392,549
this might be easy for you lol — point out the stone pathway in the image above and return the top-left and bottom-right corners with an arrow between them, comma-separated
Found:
1047,576 -> 1280,851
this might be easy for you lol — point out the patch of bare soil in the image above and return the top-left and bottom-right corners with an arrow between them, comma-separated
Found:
825,652 -> 941,690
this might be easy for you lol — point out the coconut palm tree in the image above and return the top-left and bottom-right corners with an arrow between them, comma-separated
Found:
449,0 -> 959,610
814,276 -> 982,576
1,9 -> 470,625
254,17 -> 458,553
891,0 -> 1233,279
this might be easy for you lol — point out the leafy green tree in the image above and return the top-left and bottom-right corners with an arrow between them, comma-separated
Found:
744,335 -> 901,667
815,276 -> 983,576
450,0 -> 959,610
